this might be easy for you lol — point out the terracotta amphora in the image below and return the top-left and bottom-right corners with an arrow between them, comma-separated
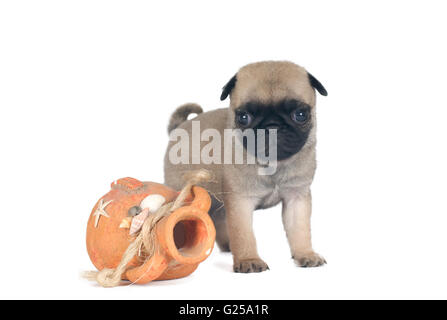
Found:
86,177 -> 215,284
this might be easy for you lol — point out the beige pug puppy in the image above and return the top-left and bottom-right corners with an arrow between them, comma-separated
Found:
164,61 -> 328,272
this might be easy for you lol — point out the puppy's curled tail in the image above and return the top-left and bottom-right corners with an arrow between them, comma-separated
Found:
167,103 -> 203,134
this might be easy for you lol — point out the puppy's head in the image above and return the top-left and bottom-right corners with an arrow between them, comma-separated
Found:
220,61 -> 327,161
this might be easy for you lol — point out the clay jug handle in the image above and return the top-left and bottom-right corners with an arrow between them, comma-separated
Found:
189,186 -> 212,212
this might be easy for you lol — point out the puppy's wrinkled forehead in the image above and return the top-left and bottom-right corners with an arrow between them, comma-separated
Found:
231,61 -> 316,108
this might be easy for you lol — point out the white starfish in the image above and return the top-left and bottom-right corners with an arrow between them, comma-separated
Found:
93,199 -> 113,227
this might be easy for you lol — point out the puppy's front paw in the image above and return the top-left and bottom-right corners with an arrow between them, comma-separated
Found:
234,259 -> 269,273
293,251 -> 326,268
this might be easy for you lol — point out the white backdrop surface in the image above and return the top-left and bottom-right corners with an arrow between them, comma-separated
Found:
1,0 -> 446,299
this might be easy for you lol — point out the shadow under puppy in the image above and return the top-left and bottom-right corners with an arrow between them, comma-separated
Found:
164,61 -> 327,272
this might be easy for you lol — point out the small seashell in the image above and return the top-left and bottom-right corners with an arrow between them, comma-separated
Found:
119,217 -> 132,229
128,206 -> 142,217
129,208 -> 150,235
140,194 -> 166,213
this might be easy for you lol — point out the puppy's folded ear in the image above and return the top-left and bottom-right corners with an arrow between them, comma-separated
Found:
307,72 -> 328,96
220,74 -> 237,101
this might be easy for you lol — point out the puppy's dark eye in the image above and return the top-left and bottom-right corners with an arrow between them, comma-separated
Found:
291,109 -> 309,123
235,111 -> 252,127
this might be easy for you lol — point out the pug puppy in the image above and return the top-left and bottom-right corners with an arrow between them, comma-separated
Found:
164,61 -> 327,272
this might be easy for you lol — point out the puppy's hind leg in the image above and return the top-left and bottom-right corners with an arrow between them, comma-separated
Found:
208,196 -> 230,252
210,208 -> 231,252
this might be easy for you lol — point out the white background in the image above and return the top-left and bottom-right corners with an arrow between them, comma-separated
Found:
1,0 -> 446,299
